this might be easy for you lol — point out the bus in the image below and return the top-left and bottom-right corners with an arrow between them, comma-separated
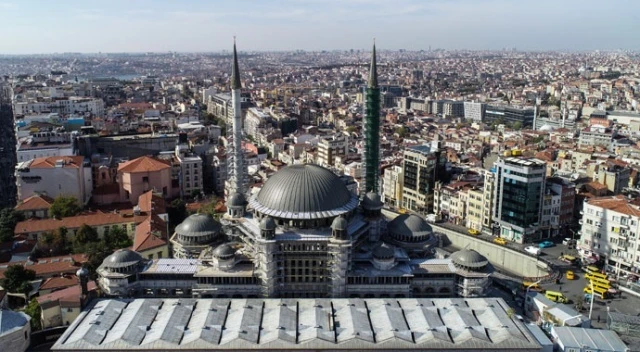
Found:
588,277 -> 611,289
584,286 -> 609,300
585,272 -> 608,281
585,266 -> 601,275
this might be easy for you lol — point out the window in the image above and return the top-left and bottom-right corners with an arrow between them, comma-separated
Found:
143,176 -> 149,183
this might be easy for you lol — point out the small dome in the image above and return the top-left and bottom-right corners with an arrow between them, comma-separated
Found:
259,216 -> 276,231
450,249 -> 488,270
539,124 -> 554,131
331,215 -> 348,231
175,213 -> 221,238
362,192 -> 383,210
387,214 -> 433,242
76,266 -> 89,277
373,243 -> 395,260
228,192 -> 246,207
212,243 -> 236,259
103,249 -> 143,268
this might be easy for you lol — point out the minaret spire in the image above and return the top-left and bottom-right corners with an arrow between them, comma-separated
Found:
368,39 -> 378,88
363,39 -> 381,194
231,36 -> 242,90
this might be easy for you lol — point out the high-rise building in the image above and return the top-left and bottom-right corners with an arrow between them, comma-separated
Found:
0,84 -> 17,209
402,145 -> 441,214
493,157 -> 546,243
464,101 -> 486,121
363,42 -> 381,193
484,105 -> 535,128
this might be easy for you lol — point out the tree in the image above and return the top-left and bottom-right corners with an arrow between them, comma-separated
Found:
73,224 -> 99,252
0,208 -> 23,243
24,298 -> 42,331
104,226 -> 132,250
167,199 -> 188,230
84,241 -> 113,280
512,121 -> 522,130
1,265 -> 36,295
36,226 -> 68,257
49,196 -> 81,219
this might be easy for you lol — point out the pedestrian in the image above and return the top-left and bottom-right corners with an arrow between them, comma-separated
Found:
559,285 -> 562,291
597,315 -> 600,323
561,251 -> 564,257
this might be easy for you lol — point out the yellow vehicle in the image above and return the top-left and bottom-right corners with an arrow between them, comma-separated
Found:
585,266 -> 601,275
559,255 -> 578,264
566,271 -> 575,280
584,286 -> 609,300
585,272 -> 608,281
494,237 -> 507,245
545,290 -> 569,303
468,229 -> 480,236
522,282 -> 544,292
588,277 -> 610,289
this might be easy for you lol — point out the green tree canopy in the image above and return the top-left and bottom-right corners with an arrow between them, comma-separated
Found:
36,226 -> 68,257
24,298 -> 42,331
0,208 -> 23,243
73,224 -> 99,251
104,226 -> 132,250
1,265 -> 36,295
167,199 -> 188,230
49,196 -> 82,219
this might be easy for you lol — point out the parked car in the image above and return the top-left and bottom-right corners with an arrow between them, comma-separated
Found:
468,229 -> 480,236
563,238 -> 576,248
566,270 -> 575,280
525,246 -> 541,255
493,237 -> 507,245
539,240 -> 555,248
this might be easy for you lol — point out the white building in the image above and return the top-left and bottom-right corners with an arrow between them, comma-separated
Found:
13,97 -> 104,117
16,155 -> 93,205
579,195 -> 640,276
16,132 -> 75,162
175,145 -> 204,197
464,102 -> 486,121
0,310 -> 30,352
382,165 -> 403,208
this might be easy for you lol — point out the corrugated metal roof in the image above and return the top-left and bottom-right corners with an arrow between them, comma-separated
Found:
53,298 -> 542,351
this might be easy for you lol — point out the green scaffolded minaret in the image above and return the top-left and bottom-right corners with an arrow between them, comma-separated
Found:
363,41 -> 380,193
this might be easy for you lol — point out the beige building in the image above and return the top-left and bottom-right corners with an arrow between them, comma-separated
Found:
117,156 -> 175,203
317,134 -> 349,167
401,145 -> 438,214
382,165 -> 403,208
466,187 -> 484,231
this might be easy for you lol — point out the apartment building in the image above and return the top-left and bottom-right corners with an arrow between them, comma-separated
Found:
464,102 -> 486,121
382,165 -> 403,208
579,195 -> 640,277
16,156 -> 93,205
317,133 -> 349,167
402,145 -> 441,214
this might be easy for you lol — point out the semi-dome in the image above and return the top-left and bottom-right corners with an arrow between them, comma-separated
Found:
259,216 -> 276,231
103,249 -> 144,268
373,243 -> 395,260
331,215 -> 348,231
387,214 -> 433,242
228,192 -> 246,207
212,243 -> 236,259
175,213 -> 221,238
450,249 -> 489,270
362,192 -> 383,211
250,164 -> 358,219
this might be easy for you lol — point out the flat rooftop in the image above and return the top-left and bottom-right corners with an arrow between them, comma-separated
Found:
52,297 -> 542,351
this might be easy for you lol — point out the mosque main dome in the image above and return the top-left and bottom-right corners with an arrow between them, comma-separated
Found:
250,164 -> 358,220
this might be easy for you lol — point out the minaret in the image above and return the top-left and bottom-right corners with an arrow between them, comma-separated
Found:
363,40 -> 381,194
229,38 -> 245,196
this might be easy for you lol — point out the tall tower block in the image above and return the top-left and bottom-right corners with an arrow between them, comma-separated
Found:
363,41 -> 381,193
0,84 -> 17,209
228,39 -> 245,196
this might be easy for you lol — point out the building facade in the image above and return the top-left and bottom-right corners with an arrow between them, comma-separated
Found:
493,157 -> 546,243
401,145 -> 441,214
0,84 -> 17,209
464,101 -> 486,121
484,105 -> 535,128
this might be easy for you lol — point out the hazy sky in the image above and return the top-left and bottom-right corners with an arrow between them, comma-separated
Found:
0,0 -> 638,54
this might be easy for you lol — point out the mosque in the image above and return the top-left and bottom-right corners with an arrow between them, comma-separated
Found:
96,42 -> 492,300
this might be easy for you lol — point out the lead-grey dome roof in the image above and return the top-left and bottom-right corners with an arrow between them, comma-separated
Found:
387,214 -> 433,241
450,249 -> 488,270
250,164 -> 358,219
259,216 -> 276,231
362,192 -> 383,210
331,215 -> 348,231
373,243 -> 395,260
228,192 -> 246,207
102,249 -> 144,268
175,213 -> 221,238
213,243 -> 236,259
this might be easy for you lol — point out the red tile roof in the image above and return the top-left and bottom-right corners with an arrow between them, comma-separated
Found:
14,211 -> 148,235
132,215 -> 168,252
137,190 -> 166,214
588,195 -> 640,217
0,254 -> 87,279
29,156 -> 85,169
15,195 -> 54,212
117,156 -> 170,173
39,274 -> 79,291
37,281 -> 96,306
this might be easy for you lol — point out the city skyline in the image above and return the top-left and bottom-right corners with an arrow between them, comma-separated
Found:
0,0 -> 638,54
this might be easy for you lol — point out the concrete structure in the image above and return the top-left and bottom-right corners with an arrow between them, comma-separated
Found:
443,100 -> 464,118
382,165 -> 403,208
578,126 -> 615,148
493,157 -> 547,243
13,97 -> 104,116
317,134 -> 349,168
485,105 -> 535,128
175,144 -> 203,197
0,310 -> 30,352
16,155 -> 93,205
16,131 -> 75,162
52,297 -> 543,351
0,84 -> 17,209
